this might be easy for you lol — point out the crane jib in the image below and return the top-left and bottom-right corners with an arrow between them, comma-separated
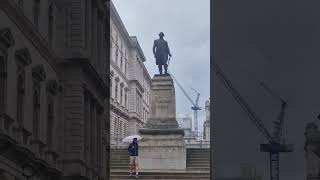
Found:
212,62 -> 294,180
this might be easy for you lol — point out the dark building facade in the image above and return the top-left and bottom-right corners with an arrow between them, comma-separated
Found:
0,0 -> 110,179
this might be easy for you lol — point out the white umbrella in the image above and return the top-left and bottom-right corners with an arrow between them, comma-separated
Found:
122,135 -> 142,143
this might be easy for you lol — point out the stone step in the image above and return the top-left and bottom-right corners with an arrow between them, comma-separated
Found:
110,175 -> 210,180
110,161 -> 129,164
187,154 -> 210,157
187,156 -> 210,159
187,151 -> 210,154
111,157 -> 130,160
111,152 -> 129,155
110,157 -> 130,161
187,162 -> 210,166
110,171 -> 210,176
187,158 -> 209,160
111,166 -> 131,169
186,164 -> 210,168
186,167 -> 210,171
111,171 -> 210,180
187,161 -> 210,164
187,162 -> 210,164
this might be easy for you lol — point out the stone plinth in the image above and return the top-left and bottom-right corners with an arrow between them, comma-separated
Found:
139,74 -> 186,171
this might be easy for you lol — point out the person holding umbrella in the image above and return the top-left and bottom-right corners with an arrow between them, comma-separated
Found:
128,137 -> 139,177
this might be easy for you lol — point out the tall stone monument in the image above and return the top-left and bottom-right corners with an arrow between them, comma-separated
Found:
139,74 -> 186,171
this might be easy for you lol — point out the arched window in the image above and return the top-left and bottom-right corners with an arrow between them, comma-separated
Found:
125,60 -> 127,75
120,56 -> 123,70
0,57 -> 6,114
124,90 -> 127,108
119,120 -> 123,138
47,95 -> 54,147
48,4 -> 54,46
16,74 -> 24,124
110,78 -> 113,97
113,118 -> 117,137
33,91 -> 40,138
115,49 -> 118,63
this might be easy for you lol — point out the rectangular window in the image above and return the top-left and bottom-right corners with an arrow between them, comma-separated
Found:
33,0 -> 40,27
0,57 -> 5,114
120,87 -> 123,105
48,5 -> 53,46
115,82 -> 118,102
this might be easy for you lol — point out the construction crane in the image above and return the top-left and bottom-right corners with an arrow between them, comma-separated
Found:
212,62 -> 293,180
170,72 -> 202,137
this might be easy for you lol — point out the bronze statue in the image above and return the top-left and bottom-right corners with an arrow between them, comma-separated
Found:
153,32 -> 172,75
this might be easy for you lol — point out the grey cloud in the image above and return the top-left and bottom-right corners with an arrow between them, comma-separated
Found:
113,0 -> 210,134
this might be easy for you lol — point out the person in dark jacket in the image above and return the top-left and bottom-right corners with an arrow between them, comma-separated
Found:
128,138 -> 139,177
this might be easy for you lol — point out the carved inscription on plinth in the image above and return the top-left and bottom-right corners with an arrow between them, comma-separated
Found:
154,91 -> 171,102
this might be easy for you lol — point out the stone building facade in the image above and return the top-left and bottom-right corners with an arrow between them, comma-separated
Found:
305,122 -> 320,180
0,0 -> 109,179
109,2 -> 151,147
177,113 -> 193,139
203,97 -> 210,141
109,2 -> 130,147
127,36 -> 151,136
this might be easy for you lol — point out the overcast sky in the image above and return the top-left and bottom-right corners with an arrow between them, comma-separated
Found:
112,0 -> 210,134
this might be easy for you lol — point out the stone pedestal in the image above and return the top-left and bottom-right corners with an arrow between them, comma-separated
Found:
139,74 -> 186,171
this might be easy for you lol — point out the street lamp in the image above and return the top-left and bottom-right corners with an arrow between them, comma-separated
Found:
22,164 -> 34,180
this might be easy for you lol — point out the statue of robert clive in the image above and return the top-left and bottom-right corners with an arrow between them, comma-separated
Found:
153,32 -> 172,75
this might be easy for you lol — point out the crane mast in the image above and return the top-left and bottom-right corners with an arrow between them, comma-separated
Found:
213,63 -> 293,180
170,72 -> 202,137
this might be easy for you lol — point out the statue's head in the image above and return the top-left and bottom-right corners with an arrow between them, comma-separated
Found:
159,32 -> 164,38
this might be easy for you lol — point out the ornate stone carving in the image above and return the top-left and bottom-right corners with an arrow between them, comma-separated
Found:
0,28 -> 15,48
15,48 -> 31,66
46,80 -> 59,95
32,64 -> 46,81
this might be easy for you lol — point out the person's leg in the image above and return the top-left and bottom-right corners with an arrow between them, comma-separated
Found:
135,157 -> 139,176
129,156 -> 134,175
158,65 -> 162,74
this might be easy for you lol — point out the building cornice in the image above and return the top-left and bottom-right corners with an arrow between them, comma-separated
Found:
109,1 -> 132,47
129,113 -> 144,124
110,101 -> 130,119
129,80 -> 144,93
142,64 -> 152,83
60,58 -> 108,99
130,36 -> 146,62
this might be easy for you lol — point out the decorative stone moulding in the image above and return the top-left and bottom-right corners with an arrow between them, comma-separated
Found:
0,28 -> 15,48
32,64 -> 46,81
46,80 -> 59,95
15,48 -> 32,66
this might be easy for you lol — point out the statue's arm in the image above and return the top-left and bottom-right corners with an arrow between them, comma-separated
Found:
152,40 -> 157,56
166,42 -> 172,56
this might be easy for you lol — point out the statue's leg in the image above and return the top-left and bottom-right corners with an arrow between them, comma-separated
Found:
164,64 -> 168,74
158,65 -> 162,75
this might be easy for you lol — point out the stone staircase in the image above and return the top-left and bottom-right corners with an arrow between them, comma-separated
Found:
110,148 -> 210,180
